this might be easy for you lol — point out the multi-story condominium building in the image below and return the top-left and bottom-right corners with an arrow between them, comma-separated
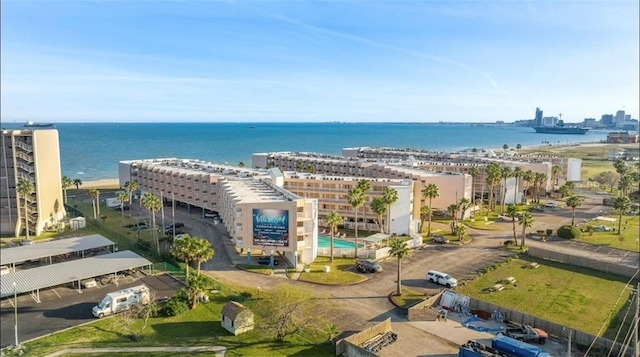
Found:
341,146 -> 582,199
118,159 -> 318,266
252,152 -> 472,218
1,129 -> 65,237
281,172 -> 415,235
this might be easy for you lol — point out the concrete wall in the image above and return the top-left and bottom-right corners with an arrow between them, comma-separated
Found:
336,317 -> 391,356
527,246 -> 638,278
467,297 -> 632,357
407,291 -> 442,321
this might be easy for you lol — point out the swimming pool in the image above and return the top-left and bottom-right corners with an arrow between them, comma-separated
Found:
318,235 -> 363,249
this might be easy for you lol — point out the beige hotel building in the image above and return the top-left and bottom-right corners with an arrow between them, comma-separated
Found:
1,129 -> 65,237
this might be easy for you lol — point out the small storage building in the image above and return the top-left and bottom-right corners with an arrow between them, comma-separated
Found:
221,301 -> 254,336
69,217 -> 86,230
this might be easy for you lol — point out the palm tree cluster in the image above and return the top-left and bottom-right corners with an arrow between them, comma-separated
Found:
170,234 -> 214,280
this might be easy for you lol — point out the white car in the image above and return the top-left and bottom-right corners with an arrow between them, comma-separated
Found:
498,215 -> 519,222
596,191 -> 608,195
426,270 -> 458,288
544,202 -> 558,208
593,225 -> 612,232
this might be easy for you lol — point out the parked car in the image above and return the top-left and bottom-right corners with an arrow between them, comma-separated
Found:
257,257 -> 279,266
1,266 -> 10,276
114,205 -> 130,211
596,191 -> 608,195
529,206 -> 545,213
431,235 -> 449,244
166,228 -> 185,236
165,222 -> 185,230
498,215 -> 519,222
544,202 -> 558,208
356,259 -> 383,273
130,224 -> 149,231
593,225 -> 612,232
20,239 -> 34,246
426,270 -> 458,288
204,211 -> 219,218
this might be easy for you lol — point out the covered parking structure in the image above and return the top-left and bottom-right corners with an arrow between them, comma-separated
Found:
362,233 -> 391,248
0,250 -> 152,302
0,234 -> 115,272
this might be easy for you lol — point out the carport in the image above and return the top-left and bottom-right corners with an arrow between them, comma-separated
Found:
0,250 -> 152,303
595,216 -> 617,230
362,233 -> 391,248
0,234 -> 115,272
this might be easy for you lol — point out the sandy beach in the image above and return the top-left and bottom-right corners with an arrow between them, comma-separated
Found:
81,178 -> 120,189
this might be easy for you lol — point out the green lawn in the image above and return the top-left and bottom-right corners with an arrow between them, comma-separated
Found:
235,264 -> 274,276
576,215 -> 640,251
8,289 -> 333,357
390,286 -> 426,307
298,256 -> 367,285
457,257 -> 632,340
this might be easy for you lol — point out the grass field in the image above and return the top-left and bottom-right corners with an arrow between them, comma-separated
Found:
298,256 -> 367,285
457,256 -> 633,340
9,289 -> 334,357
577,215 -> 640,251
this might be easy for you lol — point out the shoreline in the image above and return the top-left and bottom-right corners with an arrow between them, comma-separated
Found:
81,179 -> 120,189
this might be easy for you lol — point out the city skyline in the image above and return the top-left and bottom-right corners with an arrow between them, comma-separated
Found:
1,1 -> 638,123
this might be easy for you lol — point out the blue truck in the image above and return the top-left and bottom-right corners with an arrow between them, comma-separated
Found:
459,334 -> 550,357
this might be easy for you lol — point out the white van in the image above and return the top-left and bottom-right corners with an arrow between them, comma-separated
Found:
426,270 -> 458,288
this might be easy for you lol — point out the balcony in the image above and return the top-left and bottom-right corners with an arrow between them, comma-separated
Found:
14,141 -> 33,153
17,162 -> 35,173
15,152 -> 33,163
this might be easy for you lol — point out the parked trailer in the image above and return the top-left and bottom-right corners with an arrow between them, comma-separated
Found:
106,198 -> 120,208
491,334 -> 550,357
92,284 -> 150,318
459,341 -> 510,357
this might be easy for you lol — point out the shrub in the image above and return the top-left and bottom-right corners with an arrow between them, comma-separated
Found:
557,225 -> 582,239
162,298 -> 189,317
503,240 -> 516,247
546,229 -> 553,236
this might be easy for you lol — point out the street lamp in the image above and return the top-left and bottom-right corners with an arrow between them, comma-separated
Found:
13,281 -> 18,347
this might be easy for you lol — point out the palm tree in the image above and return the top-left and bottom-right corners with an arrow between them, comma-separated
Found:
458,197 -> 471,221
613,196 -> 631,234
116,190 -> 129,227
503,144 -> 509,154
186,274 -> 209,310
193,237 -> 214,276
382,187 -> 398,235
347,188 -> 365,259
551,165 -> 562,190
421,183 -> 439,235
486,163 -> 502,211
613,159 -> 629,176
323,211 -> 344,262
453,224 -> 467,242
238,162 -> 245,167
389,238 -> 410,296
370,198 -> 387,233
446,204 -> 458,233
72,178 -> 83,190
516,143 -> 522,154
535,172 -> 548,203
565,195 -> 583,226
88,189 -> 99,219
16,178 -> 34,240
500,166 -> 513,214
559,184 -> 571,198
61,176 -> 73,204
512,167 -> 523,204
518,211 -> 534,247
141,192 -> 162,255
124,180 -> 138,213
356,179 -> 371,232
468,166 -> 480,208
419,205 -> 430,233
171,233 -> 197,281
618,174 -> 635,197
506,204 -> 519,245
522,170 -> 534,203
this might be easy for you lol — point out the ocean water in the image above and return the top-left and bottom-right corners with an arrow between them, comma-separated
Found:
1,122 -> 610,181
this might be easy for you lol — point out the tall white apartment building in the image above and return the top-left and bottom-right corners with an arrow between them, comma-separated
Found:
1,129 -> 65,237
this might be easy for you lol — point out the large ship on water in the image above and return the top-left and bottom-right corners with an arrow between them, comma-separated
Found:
24,121 -> 55,128
532,120 -> 589,135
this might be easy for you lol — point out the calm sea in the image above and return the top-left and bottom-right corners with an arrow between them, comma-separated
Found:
1,122 -> 610,181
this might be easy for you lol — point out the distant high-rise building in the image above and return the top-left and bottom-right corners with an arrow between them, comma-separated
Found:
625,114 -> 631,121
534,107 -> 543,126
601,114 -> 614,126
1,129 -> 65,237
615,110 -> 626,126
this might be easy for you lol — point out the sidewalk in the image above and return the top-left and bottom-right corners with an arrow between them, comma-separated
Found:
45,346 -> 226,357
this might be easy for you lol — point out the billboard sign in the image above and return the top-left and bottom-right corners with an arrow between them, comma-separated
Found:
253,209 -> 289,247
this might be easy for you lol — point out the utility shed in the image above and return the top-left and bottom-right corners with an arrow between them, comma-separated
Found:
221,301 -> 254,336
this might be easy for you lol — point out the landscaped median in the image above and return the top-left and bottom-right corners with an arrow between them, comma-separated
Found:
297,257 -> 367,285
388,286 -> 426,309
456,256 -> 633,340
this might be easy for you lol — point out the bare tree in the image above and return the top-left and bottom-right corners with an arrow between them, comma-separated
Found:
112,291 -> 158,342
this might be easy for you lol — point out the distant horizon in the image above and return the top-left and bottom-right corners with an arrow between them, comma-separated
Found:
2,119 -> 602,125
1,1 -> 637,123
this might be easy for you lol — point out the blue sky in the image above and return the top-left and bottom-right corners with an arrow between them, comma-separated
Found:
1,1 -> 638,123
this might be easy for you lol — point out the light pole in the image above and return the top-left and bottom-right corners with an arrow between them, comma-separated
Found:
13,281 -> 19,347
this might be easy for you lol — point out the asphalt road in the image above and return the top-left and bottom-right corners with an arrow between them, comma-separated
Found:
0,273 -> 182,348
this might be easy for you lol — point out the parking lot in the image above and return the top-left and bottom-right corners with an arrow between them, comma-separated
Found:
0,273 -> 182,348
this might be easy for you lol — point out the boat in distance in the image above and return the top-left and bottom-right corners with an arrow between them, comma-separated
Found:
24,121 -> 55,128
532,120 -> 589,135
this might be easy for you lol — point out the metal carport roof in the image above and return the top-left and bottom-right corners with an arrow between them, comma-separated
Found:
0,234 -> 115,266
0,250 -> 152,299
